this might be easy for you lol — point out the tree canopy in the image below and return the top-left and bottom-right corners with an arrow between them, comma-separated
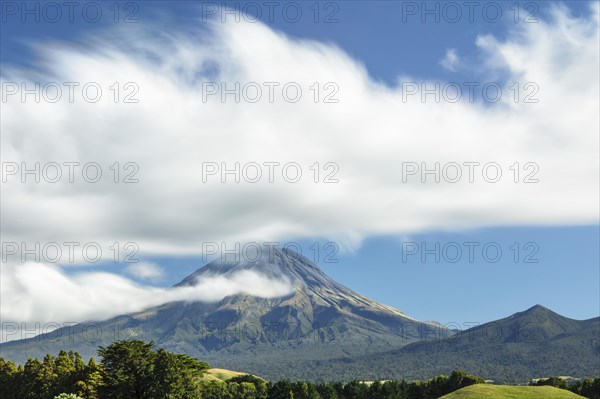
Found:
0,340 -> 597,399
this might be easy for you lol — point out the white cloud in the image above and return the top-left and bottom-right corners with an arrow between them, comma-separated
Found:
0,3 -> 598,262
0,261 -> 293,340
440,48 -> 460,71
124,262 -> 164,281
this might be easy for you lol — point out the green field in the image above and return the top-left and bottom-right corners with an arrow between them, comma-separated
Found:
440,384 -> 586,398
201,368 -> 249,381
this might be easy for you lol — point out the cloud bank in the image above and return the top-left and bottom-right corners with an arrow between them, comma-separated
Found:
0,261 -> 292,329
1,4 -> 598,259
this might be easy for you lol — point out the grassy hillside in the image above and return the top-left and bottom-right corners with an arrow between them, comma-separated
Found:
439,384 -> 586,398
201,368 -> 250,381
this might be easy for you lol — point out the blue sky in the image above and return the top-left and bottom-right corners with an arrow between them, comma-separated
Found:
1,1 -> 598,328
128,224 -> 599,324
3,1 -> 595,80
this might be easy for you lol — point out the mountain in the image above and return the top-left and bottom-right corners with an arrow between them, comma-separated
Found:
1,249 -> 597,382
0,247 -> 448,379
338,305 -> 600,383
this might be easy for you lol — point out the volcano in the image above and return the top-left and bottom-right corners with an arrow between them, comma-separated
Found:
0,247 -> 447,379
4,248 -> 595,382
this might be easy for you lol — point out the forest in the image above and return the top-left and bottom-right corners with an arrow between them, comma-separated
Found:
0,340 -> 598,399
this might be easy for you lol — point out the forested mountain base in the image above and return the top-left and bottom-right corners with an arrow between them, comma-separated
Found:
1,340 -> 598,399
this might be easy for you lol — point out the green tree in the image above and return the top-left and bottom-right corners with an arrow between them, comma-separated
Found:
200,381 -> 232,399
54,350 -> 77,394
98,340 -> 156,399
98,340 -> 209,399
230,375 -> 268,399
21,357 -> 44,399
269,380 -> 295,399
39,353 -> 61,398
407,380 -> 423,399
369,380 -> 383,399
423,375 -> 449,399
0,358 -> 19,399
316,383 -> 338,399
224,381 -> 263,399
343,381 -> 368,399
381,380 -> 409,399
153,349 -> 207,399
71,351 -> 87,373
153,349 -> 188,399
575,377 -> 600,399
73,358 -> 103,399
446,370 -> 484,392
292,381 -> 311,399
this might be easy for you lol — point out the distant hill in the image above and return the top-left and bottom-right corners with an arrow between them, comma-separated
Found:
202,368 -> 254,382
439,384 -> 586,398
344,304 -> 600,383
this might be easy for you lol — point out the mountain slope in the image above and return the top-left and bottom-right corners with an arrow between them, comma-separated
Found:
342,305 -> 600,383
1,250 -> 597,382
0,248 -> 447,377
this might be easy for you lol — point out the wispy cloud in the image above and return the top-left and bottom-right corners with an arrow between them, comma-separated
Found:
0,261 -> 292,331
440,48 -> 460,72
124,262 -> 164,281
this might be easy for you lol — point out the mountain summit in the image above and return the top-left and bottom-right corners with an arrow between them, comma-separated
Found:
168,247 -> 444,350
176,247 -> 334,292
177,247 -> 420,330
0,247 -> 447,378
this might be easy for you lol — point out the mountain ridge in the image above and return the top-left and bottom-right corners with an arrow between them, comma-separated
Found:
0,249 -> 597,382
